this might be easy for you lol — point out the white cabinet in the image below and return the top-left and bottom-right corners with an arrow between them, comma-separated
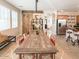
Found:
67,16 -> 76,27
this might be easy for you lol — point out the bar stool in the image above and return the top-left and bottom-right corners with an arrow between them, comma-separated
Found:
66,31 -> 73,42
74,33 -> 79,45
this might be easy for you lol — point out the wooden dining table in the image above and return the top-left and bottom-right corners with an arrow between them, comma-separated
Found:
14,31 -> 58,59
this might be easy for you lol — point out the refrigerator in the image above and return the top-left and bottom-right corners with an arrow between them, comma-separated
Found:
57,19 -> 67,35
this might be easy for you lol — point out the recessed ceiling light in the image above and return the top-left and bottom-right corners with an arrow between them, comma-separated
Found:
60,10 -> 64,12
18,6 -> 23,8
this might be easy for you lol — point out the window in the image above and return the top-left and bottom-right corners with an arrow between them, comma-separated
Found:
0,5 -> 10,31
12,10 -> 18,28
0,4 -> 18,31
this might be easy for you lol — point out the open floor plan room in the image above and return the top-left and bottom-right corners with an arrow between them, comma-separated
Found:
0,0 -> 79,59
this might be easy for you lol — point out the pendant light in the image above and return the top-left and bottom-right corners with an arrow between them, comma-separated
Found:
35,0 -> 38,12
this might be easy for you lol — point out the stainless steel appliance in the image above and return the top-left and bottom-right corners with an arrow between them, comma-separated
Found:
57,19 -> 67,35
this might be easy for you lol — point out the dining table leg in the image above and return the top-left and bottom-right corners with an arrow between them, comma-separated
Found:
39,54 -> 42,59
53,54 -> 55,59
36,53 -> 39,59
50,54 -> 53,59
19,54 -> 22,59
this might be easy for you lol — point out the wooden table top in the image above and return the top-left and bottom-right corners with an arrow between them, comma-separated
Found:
14,48 -> 58,54
15,31 -> 58,54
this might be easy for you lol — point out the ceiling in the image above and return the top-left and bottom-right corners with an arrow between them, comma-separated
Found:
6,0 -> 79,12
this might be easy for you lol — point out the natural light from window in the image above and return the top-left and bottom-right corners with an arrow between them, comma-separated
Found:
12,10 -> 18,28
0,5 -> 18,31
0,5 -> 10,31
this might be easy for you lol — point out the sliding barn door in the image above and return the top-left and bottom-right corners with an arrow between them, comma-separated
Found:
22,13 -> 33,34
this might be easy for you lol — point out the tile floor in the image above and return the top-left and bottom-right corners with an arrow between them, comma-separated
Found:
0,35 -> 79,59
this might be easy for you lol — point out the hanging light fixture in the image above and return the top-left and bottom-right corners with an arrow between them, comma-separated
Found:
35,0 -> 38,12
35,0 -> 43,13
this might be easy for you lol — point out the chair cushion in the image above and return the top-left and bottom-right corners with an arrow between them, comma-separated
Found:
0,33 -> 8,43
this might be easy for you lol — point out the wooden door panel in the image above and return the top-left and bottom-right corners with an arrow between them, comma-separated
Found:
22,13 -> 33,34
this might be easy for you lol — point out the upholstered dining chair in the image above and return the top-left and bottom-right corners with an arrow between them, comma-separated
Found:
50,34 -> 56,46
16,34 -> 24,46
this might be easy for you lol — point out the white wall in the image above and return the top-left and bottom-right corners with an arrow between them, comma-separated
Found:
43,11 -> 57,36
58,11 -> 79,15
52,11 -> 57,35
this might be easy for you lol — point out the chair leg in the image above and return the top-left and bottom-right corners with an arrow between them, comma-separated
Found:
50,54 -> 53,59
66,36 -> 70,42
39,54 -> 42,59
77,40 -> 79,45
33,54 -> 35,59
71,40 -> 75,46
19,54 -> 22,59
72,42 -> 75,46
